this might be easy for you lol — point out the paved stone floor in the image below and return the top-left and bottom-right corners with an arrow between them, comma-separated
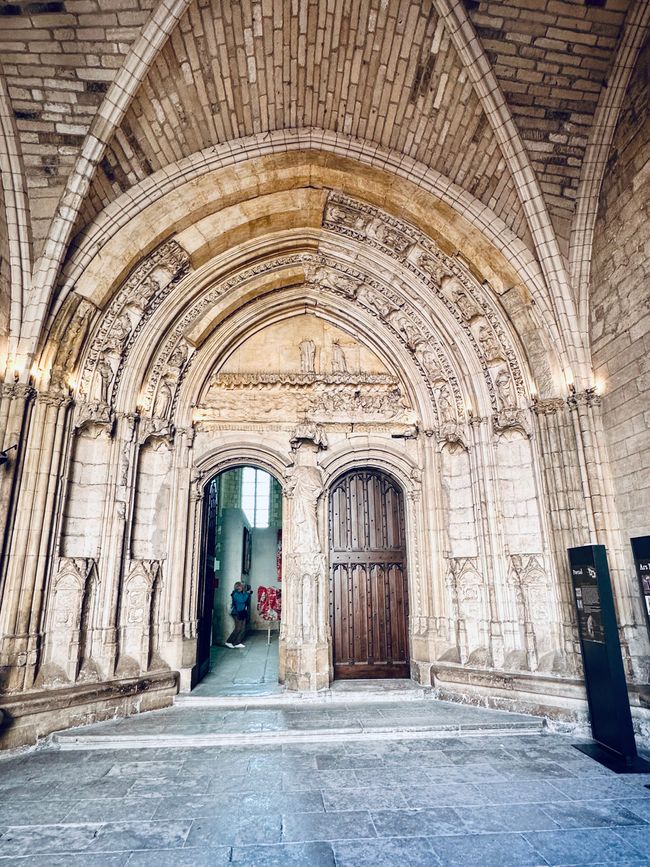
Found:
192,632 -> 280,697
1,723 -> 650,864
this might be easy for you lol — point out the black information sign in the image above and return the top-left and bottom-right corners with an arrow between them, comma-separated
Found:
568,544 -> 649,772
631,536 -> 650,637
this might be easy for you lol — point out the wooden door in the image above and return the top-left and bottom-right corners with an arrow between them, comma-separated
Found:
329,469 -> 409,678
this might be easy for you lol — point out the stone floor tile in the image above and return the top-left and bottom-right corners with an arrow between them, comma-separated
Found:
424,762 -> 505,783
0,800 -> 77,825
62,779 -> 136,800
92,820 -> 192,852
429,831 -> 546,866
403,783 -> 490,808
611,825 -> 650,858
62,798 -> 161,823
549,777 -> 650,801
523,828 -> 647,865
249,753 -> 317,771
106,762 -> 183,779
0,783 -> 66,801
0,856 -> 128,866
315,753 -> 388,770
322,786 -> 409,811
185,813 -> 282,848
460,803 -> 561,833
476,780 -> 570,805
129,776 -> 212,797
497,760 -> 579,780
281,809 -> 375,842
332,836 -> 440,866
230,841 -> 335,865
152,790 -> 323,819
371,807 -> 465,838
541,800 -> 649,830
0,823 -> 102,856
615,798 -> 650,822
281,769 -> 359,791
125,847 -> 231,866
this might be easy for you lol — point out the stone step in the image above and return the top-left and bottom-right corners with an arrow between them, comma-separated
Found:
52,720 -> 543,750
51,698 -> 544,751
174,680 -> 434,708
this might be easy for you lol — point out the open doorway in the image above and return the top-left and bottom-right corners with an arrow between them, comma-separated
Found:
194,465 -> 283,694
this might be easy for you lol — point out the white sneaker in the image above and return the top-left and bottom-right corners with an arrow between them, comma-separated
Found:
235,643 -> 246,648
225,642 -> 234,648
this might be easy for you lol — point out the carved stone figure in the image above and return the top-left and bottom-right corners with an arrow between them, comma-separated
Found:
290,421 -> 328,451
105,311 -> 132,355
299,339 -> 316,373
417,252 -> 446,283
96,355 -> 114,404
168,342 -> 188,371
331,340 -> 347,373
305,263 -> 361,298
325,203 -> 369,232
495,367 -> 516,409
129,272 -> 163,310
154,378 -> 173,418
477,323 -> 502,361
436,382 -> 456,424
55,301 -> 94,384
452,288 -> 481,321
371,221 -> 411,254
386,308 -> 419,348
289,464 -> 324,555
415,342 -> 445,382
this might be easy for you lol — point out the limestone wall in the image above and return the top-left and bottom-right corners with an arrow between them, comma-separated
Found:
591,39 -> 650,544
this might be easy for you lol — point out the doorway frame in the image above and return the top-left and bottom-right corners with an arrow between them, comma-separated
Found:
190,445 -> 290,689
319,437 -> 425,685
183,436 -> 427,692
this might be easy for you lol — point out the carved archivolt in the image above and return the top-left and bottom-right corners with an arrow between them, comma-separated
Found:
79,200 -> 531,438
77,239 -> 191,404
323,192 -> 527,406
140,252 -> 466,429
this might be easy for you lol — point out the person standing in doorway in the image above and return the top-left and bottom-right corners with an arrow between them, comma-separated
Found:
225,582 -> 251,648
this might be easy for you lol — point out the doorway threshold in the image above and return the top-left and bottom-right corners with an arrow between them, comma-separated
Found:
177,677 -> 434,708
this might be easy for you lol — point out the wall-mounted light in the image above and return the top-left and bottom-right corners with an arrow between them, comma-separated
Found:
0,444 -> 18,467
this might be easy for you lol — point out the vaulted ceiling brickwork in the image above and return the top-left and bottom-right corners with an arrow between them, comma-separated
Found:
465,0 -> 631,252
0,0 -> 157,250
77,0 -> 529,242
0,0 -> 644,338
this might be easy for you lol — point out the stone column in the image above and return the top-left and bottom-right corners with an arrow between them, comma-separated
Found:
568,390 -> 649,681
0,389 -> 70,691
279,437 -> 329,691
0,383 -> 34,583
165,427 -> 198,688
531,398 -> 581,674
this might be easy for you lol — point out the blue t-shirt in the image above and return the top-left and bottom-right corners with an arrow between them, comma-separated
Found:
231,590 -> 249,617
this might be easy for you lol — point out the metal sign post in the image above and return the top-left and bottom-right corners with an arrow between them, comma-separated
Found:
568,544 -> 650,772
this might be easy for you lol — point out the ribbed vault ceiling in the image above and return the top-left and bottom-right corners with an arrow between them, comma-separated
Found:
79,0 -> 528,242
